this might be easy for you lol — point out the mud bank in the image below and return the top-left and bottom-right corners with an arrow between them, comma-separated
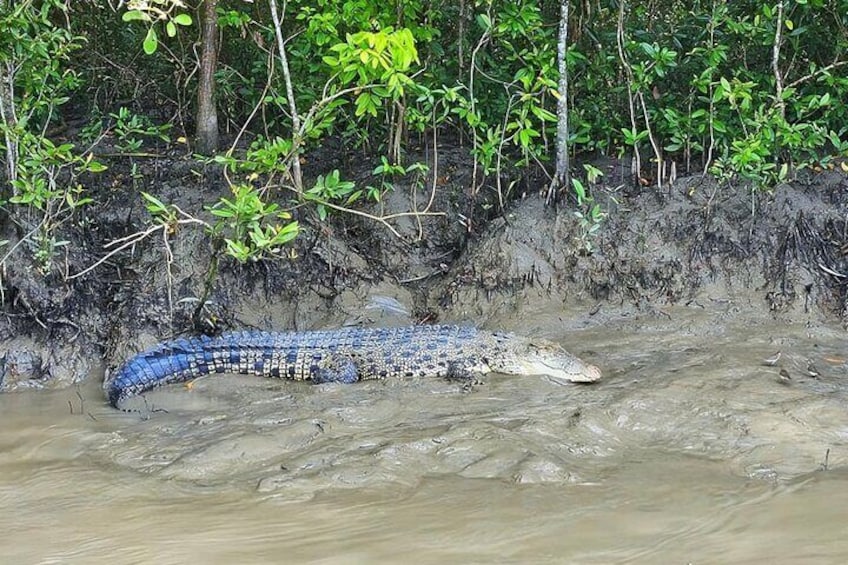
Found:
1,148 -> 847,397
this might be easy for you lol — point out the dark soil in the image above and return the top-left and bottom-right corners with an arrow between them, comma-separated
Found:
2,140 -> 848,398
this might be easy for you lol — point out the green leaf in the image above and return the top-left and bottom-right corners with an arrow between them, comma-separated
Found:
354,92 -> 379,117
476,13 -> 492,31
530,106 -> 557,123
209,208 -> 233,218
166,21 -> 177,38
712,83 -> 725,102
141,192 -> 168,213
346,190 -> 363,205
173,13 -> 193,26
122,10 -> 148,22
572,178 -> 587,202
277,221 -> 299,243
86,161 -> 107,173
225,239 -> 249,262
143,27 -> 158,55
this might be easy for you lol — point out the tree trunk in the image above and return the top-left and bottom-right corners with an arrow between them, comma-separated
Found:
547,0 -> 570,205
195,0 -> 219,154
0,0 -> 17,188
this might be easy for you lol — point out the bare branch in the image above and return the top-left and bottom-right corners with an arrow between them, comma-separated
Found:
67,216 -> 207,281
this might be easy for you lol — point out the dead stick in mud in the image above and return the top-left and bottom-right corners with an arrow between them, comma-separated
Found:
191,237 -> 223,331
819,263 -> 847,278
161,219 -> 177,334
415,113 -> 441,241
820,448 -> 830,471
0,216 -> 48,272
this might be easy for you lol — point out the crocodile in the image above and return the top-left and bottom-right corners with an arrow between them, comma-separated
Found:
105,325 -> 602,409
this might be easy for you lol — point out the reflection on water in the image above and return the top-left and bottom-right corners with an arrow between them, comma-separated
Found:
2,306 -> 848,563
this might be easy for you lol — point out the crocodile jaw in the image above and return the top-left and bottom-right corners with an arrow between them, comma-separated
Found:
504,339 -> 602,383
532,357 -> 602,382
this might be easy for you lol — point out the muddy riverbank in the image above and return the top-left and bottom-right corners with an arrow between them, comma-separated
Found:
1,146 -> 847,397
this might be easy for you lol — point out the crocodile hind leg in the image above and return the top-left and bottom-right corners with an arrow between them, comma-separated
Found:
312,355 -> 360,384
445,360 -> 486,391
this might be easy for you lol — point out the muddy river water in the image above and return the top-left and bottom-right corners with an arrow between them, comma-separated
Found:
3,303 -> 848,563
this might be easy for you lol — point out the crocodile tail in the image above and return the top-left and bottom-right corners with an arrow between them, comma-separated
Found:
106,335 -> 217,408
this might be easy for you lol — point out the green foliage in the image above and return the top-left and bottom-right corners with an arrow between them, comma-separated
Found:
141,191 -> 179,227
121,1 -> 193,54
324,28 -> 419,99
207,184 -> 299,262
61,0 -> 847,191
571,165 -> 606,254
0,0 -> 83,127
109,107 -> 172,152
0,0 -> 101,274
211,136 -> 294,179
7,0 -> 846,272
143,186 -> 299,264
9,134 -> 101,211
365,156 -> 429,201
6,132 -> 102,273
461,0 -> 559,173
304,170 -> 357,220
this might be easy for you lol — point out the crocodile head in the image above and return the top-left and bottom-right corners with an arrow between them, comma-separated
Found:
489,335 -> 602,383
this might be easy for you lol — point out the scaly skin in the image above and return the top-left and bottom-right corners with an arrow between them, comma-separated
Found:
105,325 -> 601,409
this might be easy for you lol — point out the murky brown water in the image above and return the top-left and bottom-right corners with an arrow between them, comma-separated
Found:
3,305 -> 848,563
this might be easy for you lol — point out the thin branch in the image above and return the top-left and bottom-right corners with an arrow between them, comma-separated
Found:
0,218 -> 43,267
637,89 -> 663,189
616,0 -> 641,184
468,10 -> 493,197
415,114 -> 441,241
282,184 -> 445,241
786,60 -> 848,90
267,0 -> 303,191
228,50 -> 275,156
67,216 -> 208,281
